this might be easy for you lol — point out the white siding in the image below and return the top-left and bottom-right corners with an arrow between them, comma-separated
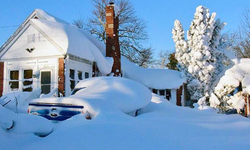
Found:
170,89 -> 177,105
1,24 -> 62,60
64,58 -> 92,96
3,58 -> 58,95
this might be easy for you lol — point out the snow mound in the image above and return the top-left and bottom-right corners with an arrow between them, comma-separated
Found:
0,89 -> 41,113
0,105 -> 53,136
73,77 -> 152,115
31,77 -> 152,118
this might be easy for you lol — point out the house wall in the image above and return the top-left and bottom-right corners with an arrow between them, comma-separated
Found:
1,24 -> 62,60
0,62 -> 4,96
64,57 -> 93,96
2,57 -> 59,95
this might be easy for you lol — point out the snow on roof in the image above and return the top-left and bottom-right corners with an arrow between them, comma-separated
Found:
34,9 -> 70,25
216,58 -> 250,94
30,15 -> 112,75
121,57 -> 186,89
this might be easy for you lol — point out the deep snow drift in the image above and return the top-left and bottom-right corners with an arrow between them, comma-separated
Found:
1,93 -> 250,150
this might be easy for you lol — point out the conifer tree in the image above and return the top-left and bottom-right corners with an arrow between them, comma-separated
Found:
172,6 -> 229,102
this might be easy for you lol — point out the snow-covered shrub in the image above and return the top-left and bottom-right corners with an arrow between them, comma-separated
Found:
213,60 -> 250,111
172,5 -> 231,103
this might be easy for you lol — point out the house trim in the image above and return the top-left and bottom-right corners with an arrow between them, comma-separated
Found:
67,53 -> 92,65
0,24 -> 31,58
0,55 -> 64,62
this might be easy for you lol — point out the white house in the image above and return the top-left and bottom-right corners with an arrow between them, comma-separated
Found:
0,6 -> 187,106
0,9 -> 112,97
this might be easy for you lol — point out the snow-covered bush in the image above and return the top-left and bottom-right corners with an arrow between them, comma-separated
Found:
172,5 -> 231,103
213,59 -> 250,111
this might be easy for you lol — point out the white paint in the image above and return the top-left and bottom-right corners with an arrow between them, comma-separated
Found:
1,25 -> 62,60
170,89 -> 177,105
64,58 -> 92,96
3,58 -> 58,95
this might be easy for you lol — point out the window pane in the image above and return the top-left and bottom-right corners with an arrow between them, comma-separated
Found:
70,69 -> 75,79
10,70 -> 19,80
159,90 -> 165,96
70,80 -> 75,91
24,70 -> 33,79
78,71 -> 82,80
85,72 -> 89,79
152,89 -> 157,94
23,81 -> 33,86
23,87 -> 33,92
9,81 -> 19,90
41,85 -> 50,94
41,71 -> 51,84
166,90 -> 171,100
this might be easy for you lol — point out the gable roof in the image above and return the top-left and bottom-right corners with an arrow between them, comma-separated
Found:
0,9 -> 68,53
0,9 -> 112,75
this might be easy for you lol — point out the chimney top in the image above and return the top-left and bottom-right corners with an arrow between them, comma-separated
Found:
109,1 -> 114,5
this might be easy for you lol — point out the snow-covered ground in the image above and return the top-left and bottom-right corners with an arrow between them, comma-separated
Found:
1,93 -> 250,150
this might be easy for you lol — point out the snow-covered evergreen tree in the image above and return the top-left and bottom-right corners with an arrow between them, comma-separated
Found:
172,5 -> 229,102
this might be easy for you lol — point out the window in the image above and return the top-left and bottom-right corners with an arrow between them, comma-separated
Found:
166,90 -> 171,100
152,89 -> 158,94
78,71 -> 83,80
9,70 -> 19,90
70,69 -> 75,91
85,72 -> 89,79
159,90 -> 165,96
27,34 -> 35,43
23,70 -> 33,92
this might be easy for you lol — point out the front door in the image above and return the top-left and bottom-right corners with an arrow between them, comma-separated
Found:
41,71 -> 51,94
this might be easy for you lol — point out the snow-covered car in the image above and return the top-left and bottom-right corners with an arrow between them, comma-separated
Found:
28,77 -> 152,121
28,101 -> 84,121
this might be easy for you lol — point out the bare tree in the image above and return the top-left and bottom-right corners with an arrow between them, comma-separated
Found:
151,50 -> 174,69
73,0 -> 154,67
232,8 -> 250,58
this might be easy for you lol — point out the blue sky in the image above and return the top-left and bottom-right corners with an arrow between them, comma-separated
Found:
1,0 -> 250,56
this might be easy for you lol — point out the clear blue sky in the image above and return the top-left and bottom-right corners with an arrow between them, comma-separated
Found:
1,0 -> 250,56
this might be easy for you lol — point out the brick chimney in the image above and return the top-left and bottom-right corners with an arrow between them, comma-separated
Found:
105,2 -> 121,77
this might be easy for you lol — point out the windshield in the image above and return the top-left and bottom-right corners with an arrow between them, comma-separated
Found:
71,87 -> 85,95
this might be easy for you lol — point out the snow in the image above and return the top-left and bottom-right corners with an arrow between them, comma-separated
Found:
1,93 -> 250,150
0,105 -> 53,136
121,57 -> 185,89
0,89 -> 41,113
30,11 -> 112,75
213,58 -> 250,110
35,9 -> 70,25
216,58 -> 250,93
